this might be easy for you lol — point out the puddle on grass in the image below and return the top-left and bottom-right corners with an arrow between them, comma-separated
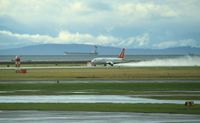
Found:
0,95 -> 199,104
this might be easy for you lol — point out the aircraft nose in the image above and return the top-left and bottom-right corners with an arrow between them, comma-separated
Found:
91,59 -> 96,63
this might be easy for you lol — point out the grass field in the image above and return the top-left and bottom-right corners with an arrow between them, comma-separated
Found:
0,67 -> 200,80
0,67 -> 200,114
0,103 -> 199,114
0,83 -> 199,100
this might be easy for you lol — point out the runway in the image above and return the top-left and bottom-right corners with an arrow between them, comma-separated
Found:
0,66 -> 125,70
0,95 -> 199,104
0,110 -> 200,123
0,66 -> 91,70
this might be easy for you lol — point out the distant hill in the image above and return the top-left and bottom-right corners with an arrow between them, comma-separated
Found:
0,44 -> 199,55
0,44 -> 120,55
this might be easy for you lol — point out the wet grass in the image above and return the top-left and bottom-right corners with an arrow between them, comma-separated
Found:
0,103 -> 200,114
0,82 -> 200,92
1,67 -> 199,114
0,67 -> 200,80
0,83 -> 200,100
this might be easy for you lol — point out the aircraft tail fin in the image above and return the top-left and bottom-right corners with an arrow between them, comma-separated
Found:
117,48 -> 125,58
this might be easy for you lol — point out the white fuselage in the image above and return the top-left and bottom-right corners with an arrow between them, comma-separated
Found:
91,57 -> 123,66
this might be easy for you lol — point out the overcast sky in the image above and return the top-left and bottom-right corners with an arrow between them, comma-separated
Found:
0,0 -> 200,49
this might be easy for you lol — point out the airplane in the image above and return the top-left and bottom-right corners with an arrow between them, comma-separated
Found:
91,48 -> 125,66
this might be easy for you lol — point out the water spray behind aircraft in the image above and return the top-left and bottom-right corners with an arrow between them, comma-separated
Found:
117,55 -> 200,67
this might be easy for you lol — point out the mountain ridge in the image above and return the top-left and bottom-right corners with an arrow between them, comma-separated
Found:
0,44 -> 199,55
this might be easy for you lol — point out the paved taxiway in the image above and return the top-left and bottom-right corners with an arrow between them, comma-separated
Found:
0,111 -> 200,123
0,66 -> 91,70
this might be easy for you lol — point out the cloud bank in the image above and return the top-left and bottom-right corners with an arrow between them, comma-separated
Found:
0,0 -> 200,49
0,30 -> 150,48
1,30 -> 199,49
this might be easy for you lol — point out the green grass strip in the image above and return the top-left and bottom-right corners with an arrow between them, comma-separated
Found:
0,67 -> 200,80
0,83 -> 200,98
1,83 -> 200,91
0,103 -> 200,114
